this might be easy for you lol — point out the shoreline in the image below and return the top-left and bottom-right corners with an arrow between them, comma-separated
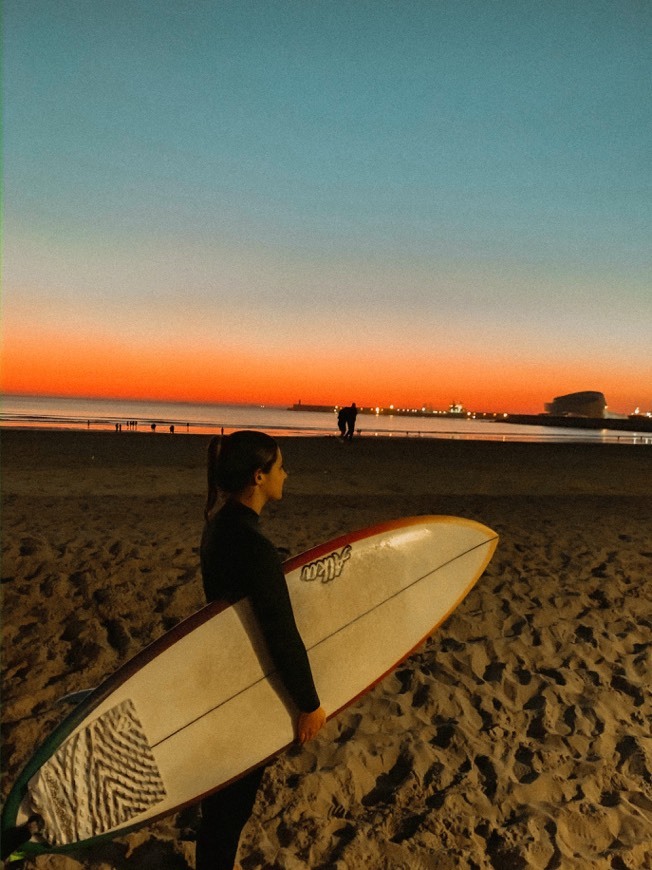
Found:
503,413 -> 652,434
1,423 -> 651,448
2,432 -> 651,868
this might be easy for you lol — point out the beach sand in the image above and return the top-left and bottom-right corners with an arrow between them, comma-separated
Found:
1,430 -> 651,869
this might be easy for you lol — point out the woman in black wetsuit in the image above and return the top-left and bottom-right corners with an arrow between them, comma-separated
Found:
197,431 -> 326,870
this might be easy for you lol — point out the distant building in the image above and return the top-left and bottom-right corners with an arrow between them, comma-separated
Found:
545,391 -> 606,418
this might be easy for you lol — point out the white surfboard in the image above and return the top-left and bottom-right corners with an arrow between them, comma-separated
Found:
2,515 -> 498,854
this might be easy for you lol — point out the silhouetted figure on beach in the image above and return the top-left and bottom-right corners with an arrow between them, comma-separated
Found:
337,407 -> 347,438
343,403 -> 358,441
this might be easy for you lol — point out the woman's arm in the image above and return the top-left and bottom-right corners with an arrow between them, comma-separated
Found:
246,537 -> 322,718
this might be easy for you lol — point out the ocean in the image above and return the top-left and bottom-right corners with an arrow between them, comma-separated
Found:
0,394 -> 648,444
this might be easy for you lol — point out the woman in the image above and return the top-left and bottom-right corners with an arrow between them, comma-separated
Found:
197,431 -> 326,869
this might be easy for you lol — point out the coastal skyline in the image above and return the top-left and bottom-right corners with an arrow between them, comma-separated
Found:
3,1 -> 651,415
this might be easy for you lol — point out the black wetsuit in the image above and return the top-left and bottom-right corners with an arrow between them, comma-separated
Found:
197,499 -> 320,869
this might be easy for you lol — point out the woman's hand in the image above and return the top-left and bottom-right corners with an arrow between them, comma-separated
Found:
297,706 -> 326,744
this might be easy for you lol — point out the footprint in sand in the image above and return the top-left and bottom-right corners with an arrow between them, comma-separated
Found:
361,750 -> 413,806
474,754 -> 498,799
514,745 -> 539,784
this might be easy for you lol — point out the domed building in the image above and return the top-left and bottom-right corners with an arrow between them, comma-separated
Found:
545,391 -> 606,418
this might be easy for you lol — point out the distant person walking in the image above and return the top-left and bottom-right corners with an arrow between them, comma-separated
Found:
344,403 -> 358,441
337,407 -> 347,439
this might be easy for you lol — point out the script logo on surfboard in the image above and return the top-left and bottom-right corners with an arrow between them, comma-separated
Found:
300,544 -> 352,584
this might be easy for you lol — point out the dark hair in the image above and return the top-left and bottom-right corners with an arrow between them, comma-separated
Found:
204,430 -> 278,520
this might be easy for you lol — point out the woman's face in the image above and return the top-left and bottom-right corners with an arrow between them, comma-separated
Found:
259,448 -> 288,502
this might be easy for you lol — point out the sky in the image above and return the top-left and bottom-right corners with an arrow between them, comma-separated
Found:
3,0 -> 650,414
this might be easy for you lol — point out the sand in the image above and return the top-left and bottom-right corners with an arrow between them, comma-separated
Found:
1,430 -> 651,869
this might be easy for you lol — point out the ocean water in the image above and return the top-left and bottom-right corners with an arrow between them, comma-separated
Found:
0,394 -> 648,444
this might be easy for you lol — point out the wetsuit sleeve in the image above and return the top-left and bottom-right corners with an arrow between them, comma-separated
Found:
246,538 -> 320,714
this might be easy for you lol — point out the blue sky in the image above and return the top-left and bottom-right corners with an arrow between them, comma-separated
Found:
3,1 -> 651,412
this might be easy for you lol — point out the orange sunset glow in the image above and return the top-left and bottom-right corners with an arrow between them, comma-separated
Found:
2,320 -> 647,417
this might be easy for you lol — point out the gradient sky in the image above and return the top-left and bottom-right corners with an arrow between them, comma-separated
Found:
3,0 -> 650,413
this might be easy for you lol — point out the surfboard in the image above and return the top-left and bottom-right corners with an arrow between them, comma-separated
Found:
2,515 -> 498,855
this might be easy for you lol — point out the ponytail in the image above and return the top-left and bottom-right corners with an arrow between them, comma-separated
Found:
203,431 -> 278,521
